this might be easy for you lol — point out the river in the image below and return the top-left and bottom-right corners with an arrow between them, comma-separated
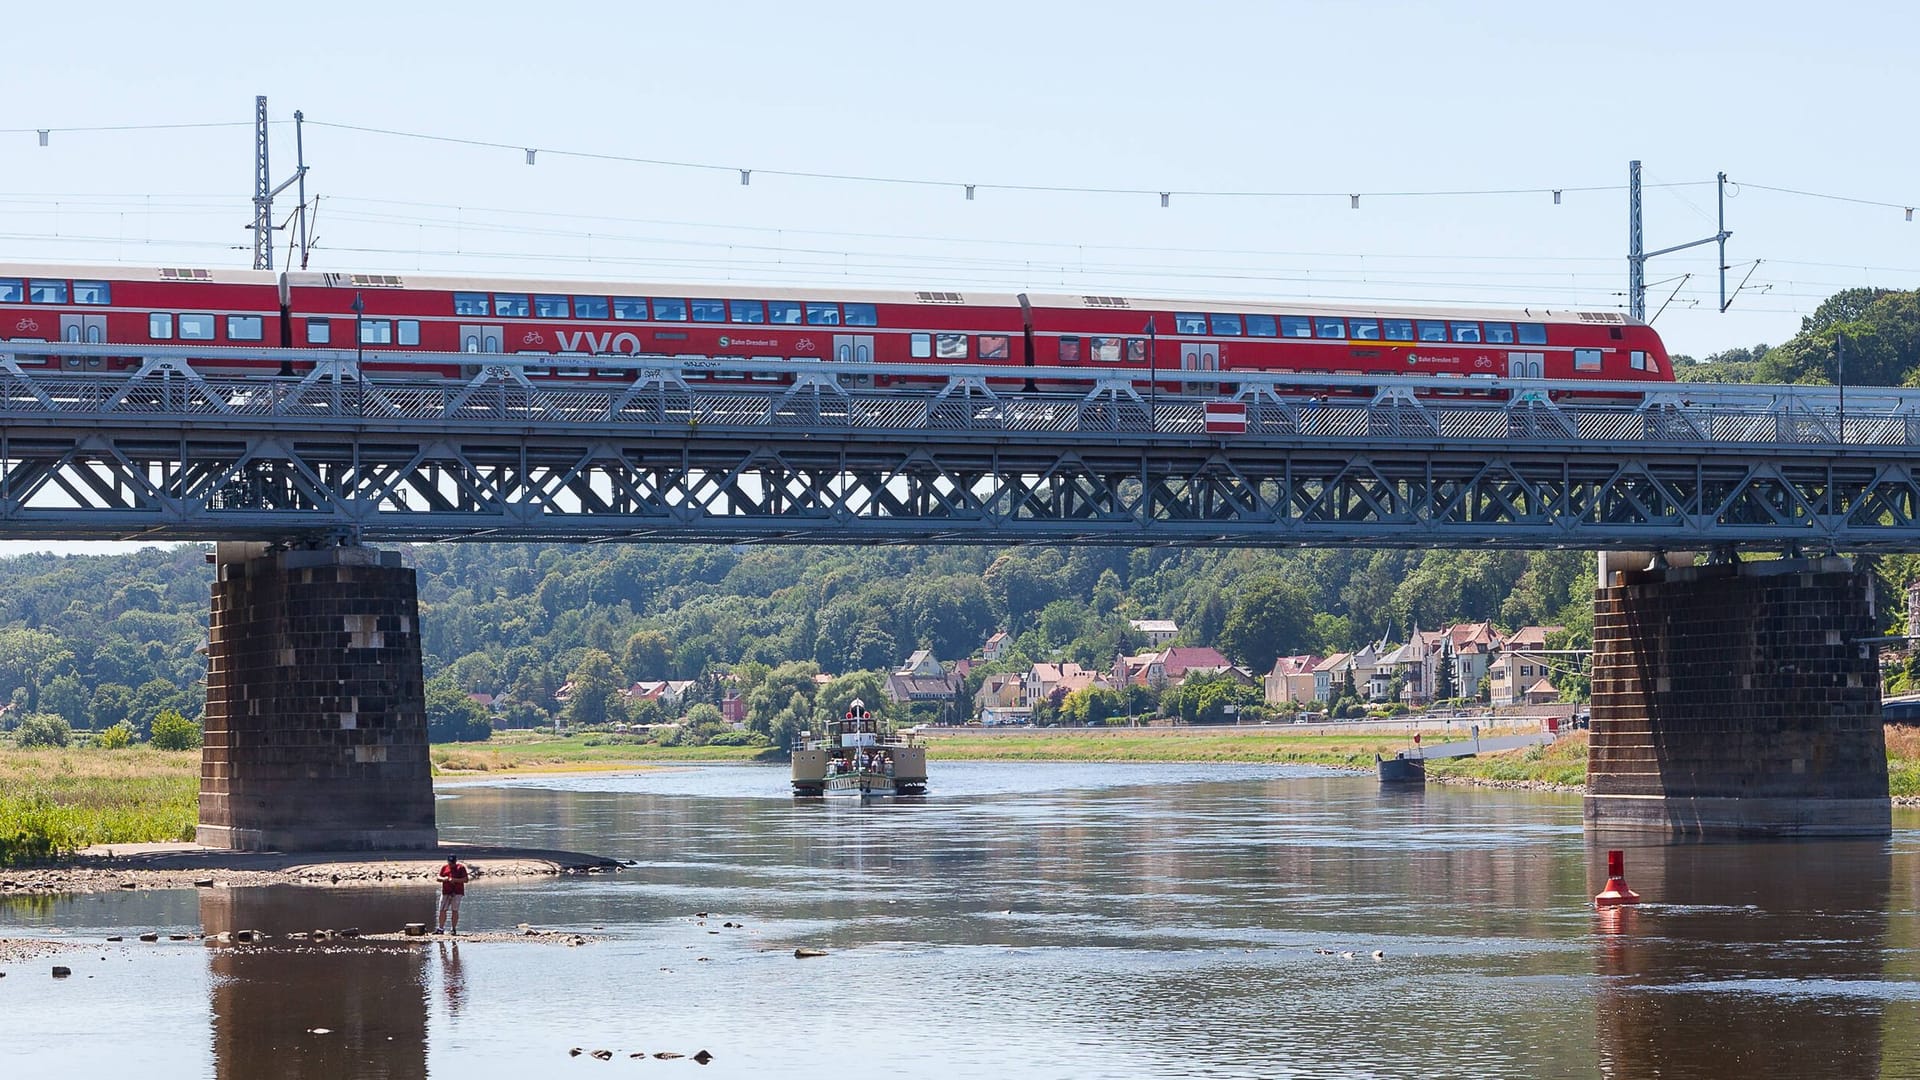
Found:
4,762 -> 1918,1078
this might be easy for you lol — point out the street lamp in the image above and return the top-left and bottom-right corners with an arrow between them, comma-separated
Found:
351,292 -> 365,417
1145,317 -> 1157,428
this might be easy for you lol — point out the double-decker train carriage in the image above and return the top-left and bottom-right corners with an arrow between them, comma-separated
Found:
0,262 -> 1676,397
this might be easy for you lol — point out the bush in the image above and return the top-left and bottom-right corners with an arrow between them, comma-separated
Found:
17,713 -> 71,748
95,721 -> 137,750
149,709 -> 202,751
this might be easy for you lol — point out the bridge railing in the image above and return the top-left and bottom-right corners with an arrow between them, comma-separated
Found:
4,342 -> 1920,448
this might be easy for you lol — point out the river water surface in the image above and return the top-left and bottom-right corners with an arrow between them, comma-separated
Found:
5,762 -> 1920,1079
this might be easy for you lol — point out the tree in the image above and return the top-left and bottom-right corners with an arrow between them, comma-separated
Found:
0,628 -> 72,712
621,629 -> 674,681
95,720 -> 137,750
1434,644 -> 1457,701
16,712 -> 70,748
426,682 -> 493,743
561,649 -> 628,730
1219,576 -> 1315,674
746,661 -> 822,750
149,709 -> 201,751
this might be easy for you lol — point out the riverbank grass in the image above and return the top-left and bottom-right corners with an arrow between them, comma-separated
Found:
0,747 -> 197,865
430,731 -> 778,774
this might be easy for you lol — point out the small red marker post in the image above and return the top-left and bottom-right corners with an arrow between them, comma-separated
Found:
1593,849 -> 1642,907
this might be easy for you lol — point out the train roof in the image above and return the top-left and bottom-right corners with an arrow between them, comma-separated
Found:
2,261 -> 1645,328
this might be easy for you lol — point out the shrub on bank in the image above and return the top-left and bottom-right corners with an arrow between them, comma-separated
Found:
95,721 -> 137,750
149,709 -> 201,751
17,713 -> 71,749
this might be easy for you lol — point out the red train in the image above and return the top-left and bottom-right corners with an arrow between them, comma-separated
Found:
0,262 -> 1674,396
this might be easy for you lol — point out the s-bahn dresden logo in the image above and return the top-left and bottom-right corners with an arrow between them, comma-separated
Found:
718,336 -> 729,348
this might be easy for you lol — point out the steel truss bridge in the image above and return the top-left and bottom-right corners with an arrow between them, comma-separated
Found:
7,342 -> 1920,550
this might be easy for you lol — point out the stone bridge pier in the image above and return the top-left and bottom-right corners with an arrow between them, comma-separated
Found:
1585,553 -> 1891,837
196,543 -> 437,851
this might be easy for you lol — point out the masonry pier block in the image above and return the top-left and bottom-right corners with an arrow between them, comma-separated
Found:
197,545 -> 438,850
1585,555 -> 1890,837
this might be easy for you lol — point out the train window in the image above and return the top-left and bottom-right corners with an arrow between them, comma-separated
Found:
805,302 -> 840,326
1630,350 -> 1647,370
360,319 -> 393,344
844,303 -> 878,327
768,301 -> 803,324
1450,322 -> 1482,343
1517,323 -> 1547,345
227,315 -> 264,341
493,294 -> 529,317
1090,336 -> 1122,362
178,314 -> 216,340
1209,313 -> 1243,336
73,281 -> 111,305
398,320 -> 420,347
910,333 -> 932,359
1125,338 -> 1148,362
691,299 -> 726,322
1483,322 -> 1515,344
1574,349 -> 1602,371
1382,319 -> 1414,341
1417,320 -> 1447,342
573,296 -> 610,319
1645,353 -> 1660,373
935,333 -> 968,359
1174,313 -> 1207,334
980,334 -> 1011,360
0,279 -> 21,302
652,298 -> 688,321
1315,317 -> 1347,339
29,280 -> 67,304
1246,315 -> 1278,337
306,318 -> 330,344
148,312 -> 173,340
454,292 -> 489,316
1280,316 -> 1313,338
1059,336 -> 1081,364
533,295 -> 570,318
1349,319 -> 1381,340
729,300 -> 766,324
612,298 -> 649,320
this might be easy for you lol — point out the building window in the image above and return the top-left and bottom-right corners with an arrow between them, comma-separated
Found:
28,280 -> 68,304
226,315 -> 264,341
454,292 -> 489,315
398,320 -> 420,346
533,295 -> 570,318
306,318 -> 330,344
148,312 -> 174,340
72,281 -> 111,305
178,314 -> 216,340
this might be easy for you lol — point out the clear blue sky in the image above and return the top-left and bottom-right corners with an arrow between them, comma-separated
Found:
2,0 -> 1915,368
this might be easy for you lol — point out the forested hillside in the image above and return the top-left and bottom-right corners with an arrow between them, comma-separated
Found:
5,285 -> 1920,742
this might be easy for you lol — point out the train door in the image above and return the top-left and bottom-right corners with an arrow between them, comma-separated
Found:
59,314 -> 107,370
1180,341 -> 1220,392
833,334 -> 874,388
459,324 -> 504,354
1507,352 -> 1543,379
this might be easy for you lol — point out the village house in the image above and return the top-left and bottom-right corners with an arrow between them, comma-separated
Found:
1312,652 -> 1350,702
720,689 -> 746,726
1490,625 -> 1564,706
981,630 -> 1011,662
885,649 -> 962,705
1025,661 -> 1103,708
625,679 -> 698,710
1113,645 -> 1233,689
1263,654 -> 1322,705
1127,618 -> 1180,647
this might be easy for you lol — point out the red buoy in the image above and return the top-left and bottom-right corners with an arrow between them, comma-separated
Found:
1593,849 -> 1642,907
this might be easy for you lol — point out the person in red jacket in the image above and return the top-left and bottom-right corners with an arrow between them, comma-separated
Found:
436,854 -> 471,935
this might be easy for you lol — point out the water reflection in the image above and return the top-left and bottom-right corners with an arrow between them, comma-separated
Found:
202,887 -> 434,1080
1590,840 -> 1891,1080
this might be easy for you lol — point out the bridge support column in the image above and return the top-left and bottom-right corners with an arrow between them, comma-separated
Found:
1585,555 -> 1889,836
197,545 -> 438,851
